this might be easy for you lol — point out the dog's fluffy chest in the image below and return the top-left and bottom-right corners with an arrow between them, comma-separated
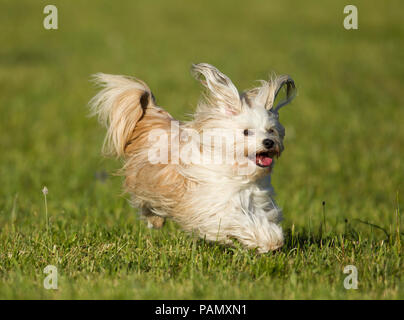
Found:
234,179 -> 282,223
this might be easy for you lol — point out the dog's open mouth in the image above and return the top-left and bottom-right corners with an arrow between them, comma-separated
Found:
255,152 -> 273,168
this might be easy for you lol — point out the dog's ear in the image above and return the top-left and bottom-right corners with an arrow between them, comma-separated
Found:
270,75 -> 296,113
191,63 -> 241,115
248,75 -> 296,113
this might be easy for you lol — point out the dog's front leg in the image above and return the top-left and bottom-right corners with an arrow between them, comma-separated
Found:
233,213 -> 284,253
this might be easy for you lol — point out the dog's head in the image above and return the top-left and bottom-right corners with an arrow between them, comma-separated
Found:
191,63 -> 296,177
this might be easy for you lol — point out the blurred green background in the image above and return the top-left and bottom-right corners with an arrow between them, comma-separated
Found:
0,0 -> 402,299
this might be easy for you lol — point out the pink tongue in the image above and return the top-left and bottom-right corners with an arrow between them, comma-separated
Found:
261,157 -> 273,166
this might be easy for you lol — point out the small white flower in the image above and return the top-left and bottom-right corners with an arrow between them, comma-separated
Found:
42,186 -> 48,195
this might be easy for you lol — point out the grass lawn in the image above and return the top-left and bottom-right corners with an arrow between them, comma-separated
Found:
0,0 -> 403,299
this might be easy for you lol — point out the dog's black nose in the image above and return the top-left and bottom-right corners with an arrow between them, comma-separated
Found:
263,139 -> 274,149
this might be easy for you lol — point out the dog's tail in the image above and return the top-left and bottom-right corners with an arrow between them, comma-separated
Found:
89,73 -> 155,157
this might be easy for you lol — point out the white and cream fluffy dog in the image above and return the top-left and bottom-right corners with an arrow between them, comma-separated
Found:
90,63 -> 296,253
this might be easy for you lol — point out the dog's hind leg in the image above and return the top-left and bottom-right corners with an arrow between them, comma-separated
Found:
140,207 -> 165,229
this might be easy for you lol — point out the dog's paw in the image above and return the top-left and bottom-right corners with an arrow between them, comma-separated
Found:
146,216 -> 165,229
256,240 -> 284,253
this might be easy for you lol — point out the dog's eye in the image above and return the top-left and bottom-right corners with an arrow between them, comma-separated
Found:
243,129 -> 253,136
267,129 -> 274,134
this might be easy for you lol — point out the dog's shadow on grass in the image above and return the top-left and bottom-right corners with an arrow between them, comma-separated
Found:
160,217 -> 401,256
190,231 -> 338,256
282,229 -> 335,251
280,218 -> 402,253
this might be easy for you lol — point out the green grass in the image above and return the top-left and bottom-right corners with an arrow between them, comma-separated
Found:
0,0 -> 403,299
